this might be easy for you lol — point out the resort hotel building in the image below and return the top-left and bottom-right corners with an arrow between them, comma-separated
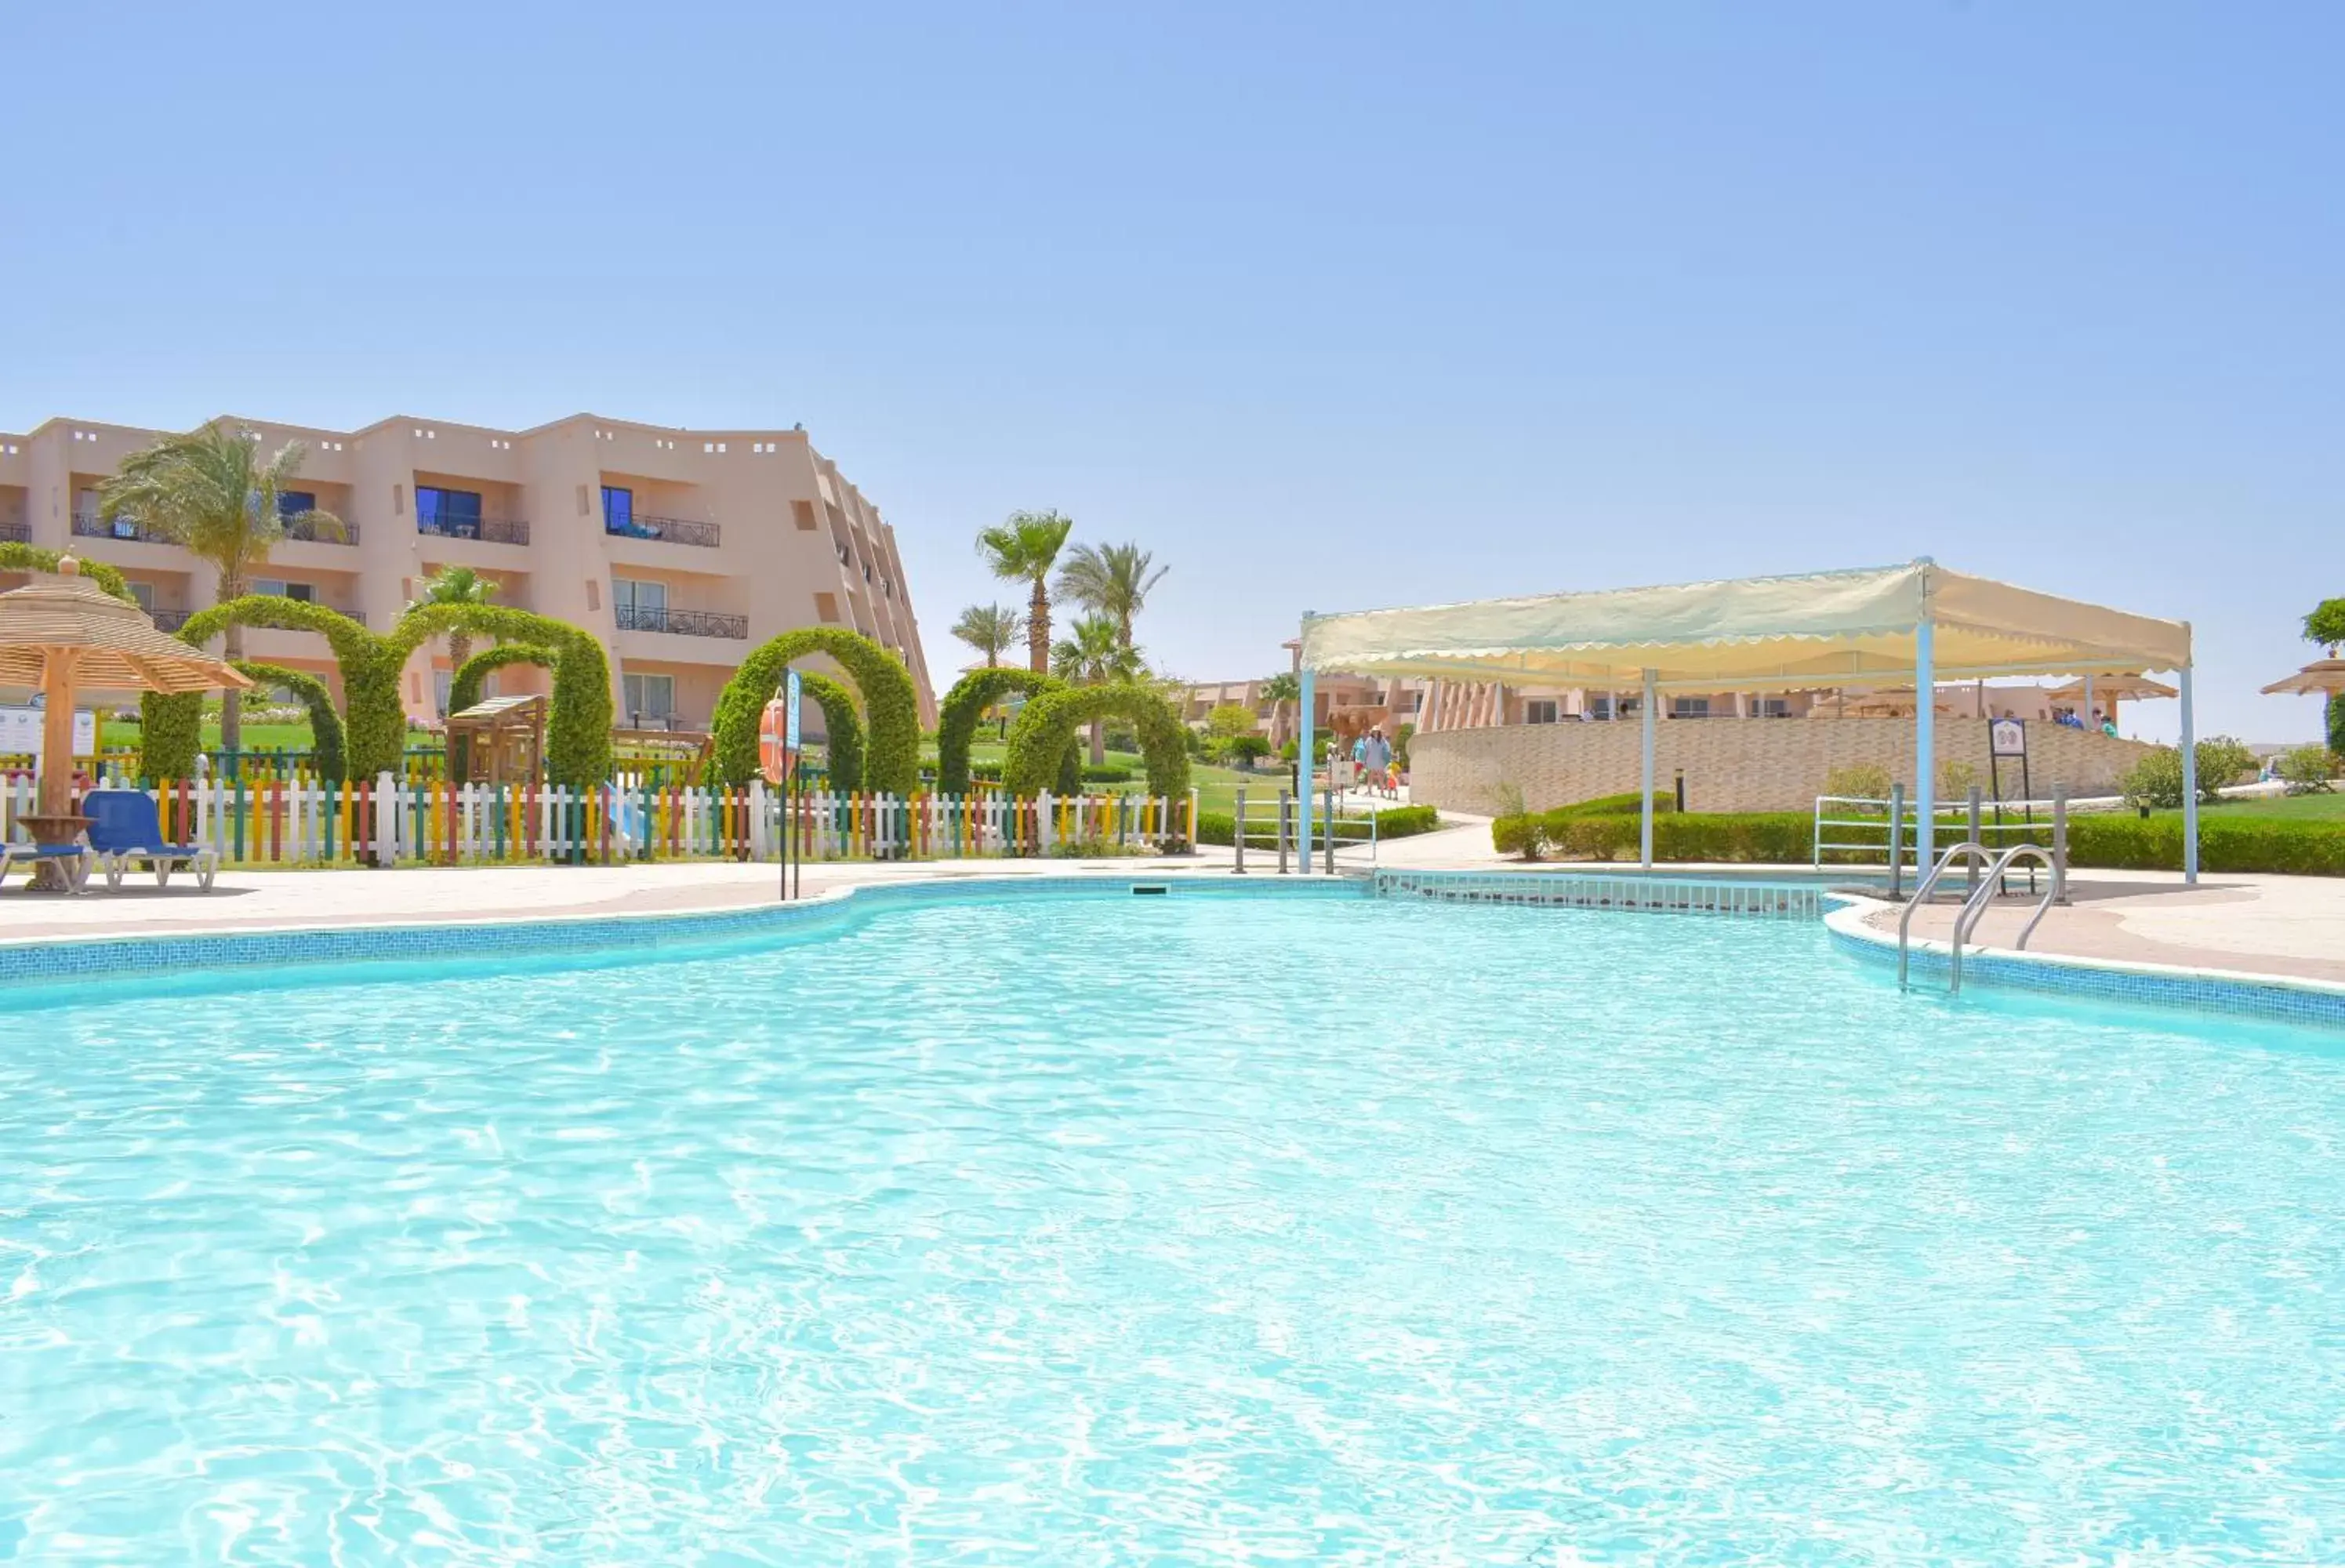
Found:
0,413 -> 939,731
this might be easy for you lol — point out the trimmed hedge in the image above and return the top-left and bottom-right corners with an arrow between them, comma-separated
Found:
145,600 -> 615,785
1554,791 -> 1675,818
231,662 -> 347,782
712,628 -> 918,793
1080,764 -> 1134,784
1492,808 -> 2345,877
935,667 -> 1063,794
0,544 -> 136,604
1198,804 -> 1440,848
796,671 -> 865,792
1003,684 -> 1190,801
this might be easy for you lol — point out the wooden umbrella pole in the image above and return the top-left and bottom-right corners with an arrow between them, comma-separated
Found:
38,648 -> 79,818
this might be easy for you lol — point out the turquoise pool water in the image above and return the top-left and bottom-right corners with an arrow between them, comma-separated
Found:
3,893 -> 2343,1564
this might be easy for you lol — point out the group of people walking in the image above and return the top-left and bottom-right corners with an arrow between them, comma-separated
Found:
1343,728 -> 1403,799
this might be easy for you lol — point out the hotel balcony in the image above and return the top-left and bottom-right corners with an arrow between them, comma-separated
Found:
418,514 -> 530,546
615,604 -> 746,640
281,515 -> 359,545
608,514 -> 721,549
72,511 -> 155,542
0,522 -> 27,544
151,608 -> 194,632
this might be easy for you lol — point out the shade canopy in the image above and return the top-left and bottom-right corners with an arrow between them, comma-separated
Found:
2046,673 -> 2178,702
0,566 -> 252,695
2260,659 -> 2345,698
1298,561 -> 2191,690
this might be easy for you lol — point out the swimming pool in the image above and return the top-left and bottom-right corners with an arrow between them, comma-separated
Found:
4,889 -> 2342,1563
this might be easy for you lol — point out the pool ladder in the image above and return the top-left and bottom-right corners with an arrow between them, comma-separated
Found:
1897,841 -> 2063,994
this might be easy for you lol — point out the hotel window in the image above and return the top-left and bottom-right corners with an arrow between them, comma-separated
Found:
416,485 -> 484,539
602,485 -> 639,536
1670,696 -> 1712,720
623,673 -> 675,722
125,581 -> 154,611
1752,697 -> 1791,718
1525,699 -> 1559,724
252,579 -> 314,603
277,490 -> 316,518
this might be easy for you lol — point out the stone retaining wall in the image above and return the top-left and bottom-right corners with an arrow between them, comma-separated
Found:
1409,717 -> 2154,814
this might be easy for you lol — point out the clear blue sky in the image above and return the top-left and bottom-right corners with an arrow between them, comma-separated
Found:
3,2 -> 2336,742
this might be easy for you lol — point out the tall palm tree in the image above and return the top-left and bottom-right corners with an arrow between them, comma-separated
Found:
950,602 -> 1023,668
1260,670 -> 1301,748
1052,613 -> 1145,765
976,510 -> 1074,673
96,422 -> 340,750
407,565 -> 502,710
1056,542 -> 1167,651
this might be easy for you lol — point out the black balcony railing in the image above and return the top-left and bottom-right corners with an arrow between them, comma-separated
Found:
609,514 -> 721,549
0,522 -> 29,544
149,608 -> 193,632
282,515 -> 358,545
418,515 -> 530,546
615,604 -> 748,640
72,512 -> 154,541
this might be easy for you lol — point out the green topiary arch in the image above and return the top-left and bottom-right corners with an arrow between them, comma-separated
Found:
795,671 -> 866,792
0,544 -> 137,604
936,667 -> 1065,794
231,662 -> 347,782
1003,683 -> 1190,800
141,599 -> 615,786
448,644 -> 553,780
710,628 -> 918,793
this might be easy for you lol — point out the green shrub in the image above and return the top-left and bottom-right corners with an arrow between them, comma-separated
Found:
1823,763 -> 1895,800
1393,722 -> 1414,768
2121,735 -> 2259,810
1491,812 -> 1545,859
2278,745 -> 2338,795
1080,764 -> 1134,783
1216,734 -> 1272,767
1552,791 -> 1675,819
398,604 -> 614,787
713,628 -> 918,793
2067,814 -> 2345,876
1199,803 -> 1437,849
0,544 -> 136,604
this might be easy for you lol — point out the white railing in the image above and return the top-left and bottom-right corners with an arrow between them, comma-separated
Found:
1813,791 -> 2068,880
1,772 -> 1200,869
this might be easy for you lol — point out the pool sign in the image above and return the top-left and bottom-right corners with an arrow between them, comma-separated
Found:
1990,717 -> 2027,758
785,669 -> 802,751
0,705 -> 97,759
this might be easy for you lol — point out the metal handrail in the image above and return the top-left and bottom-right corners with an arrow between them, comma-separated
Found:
1947,844 -> 2061,994
1896,841 -> 1998,990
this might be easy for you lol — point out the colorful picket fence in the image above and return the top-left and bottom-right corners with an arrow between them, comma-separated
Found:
1,772 -> 1199,869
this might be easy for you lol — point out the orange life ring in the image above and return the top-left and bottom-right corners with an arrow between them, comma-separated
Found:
759,697 -> 791,784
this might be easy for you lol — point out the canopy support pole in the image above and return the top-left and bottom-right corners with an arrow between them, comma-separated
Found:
1639,668 -> 1657,869
1297,662 -> 1315,873
1915,618 -> 1936,875
38,648 -> 80,818
2180,660 -> 2199,884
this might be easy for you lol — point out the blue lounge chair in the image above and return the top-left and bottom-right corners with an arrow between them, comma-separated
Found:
0,837 -> 91,892
82,789 -> 219,891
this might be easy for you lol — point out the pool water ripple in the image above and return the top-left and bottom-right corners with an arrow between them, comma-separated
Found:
2,896 -> 2342,1564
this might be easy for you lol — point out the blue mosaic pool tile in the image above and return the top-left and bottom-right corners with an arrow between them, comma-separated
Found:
1828,922 -> 2345,1032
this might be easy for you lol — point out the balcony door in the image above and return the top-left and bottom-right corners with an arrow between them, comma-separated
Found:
602,485 -> 636,536
623,673 -> 675,728
612,577 -> 666,632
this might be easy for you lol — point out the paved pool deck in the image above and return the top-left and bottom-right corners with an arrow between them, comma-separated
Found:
4,816 -> 2340,988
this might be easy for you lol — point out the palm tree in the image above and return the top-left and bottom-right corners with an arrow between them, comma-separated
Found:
1260,670 -> 1301,748
96,422 -> 340,750
976,510 -> 1074,673
407,565 -> 502,710
950,602 -> 1023,668
1056,542 -> 1167,651
1052,613 -> 1145,764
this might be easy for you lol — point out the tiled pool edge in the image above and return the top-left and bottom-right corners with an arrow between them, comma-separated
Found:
0,874 -> 1362,991
1824,896 -> 2345,1030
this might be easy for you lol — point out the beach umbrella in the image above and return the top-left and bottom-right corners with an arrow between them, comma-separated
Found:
0,557 -> 251,821
2260,659 -> 2345,699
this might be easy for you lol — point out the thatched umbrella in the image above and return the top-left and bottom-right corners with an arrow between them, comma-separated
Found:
2260,659 -> 2345,699
0,557 -> 250,840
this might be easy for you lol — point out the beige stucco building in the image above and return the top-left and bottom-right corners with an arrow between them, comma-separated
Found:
0,413 -> 937,729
